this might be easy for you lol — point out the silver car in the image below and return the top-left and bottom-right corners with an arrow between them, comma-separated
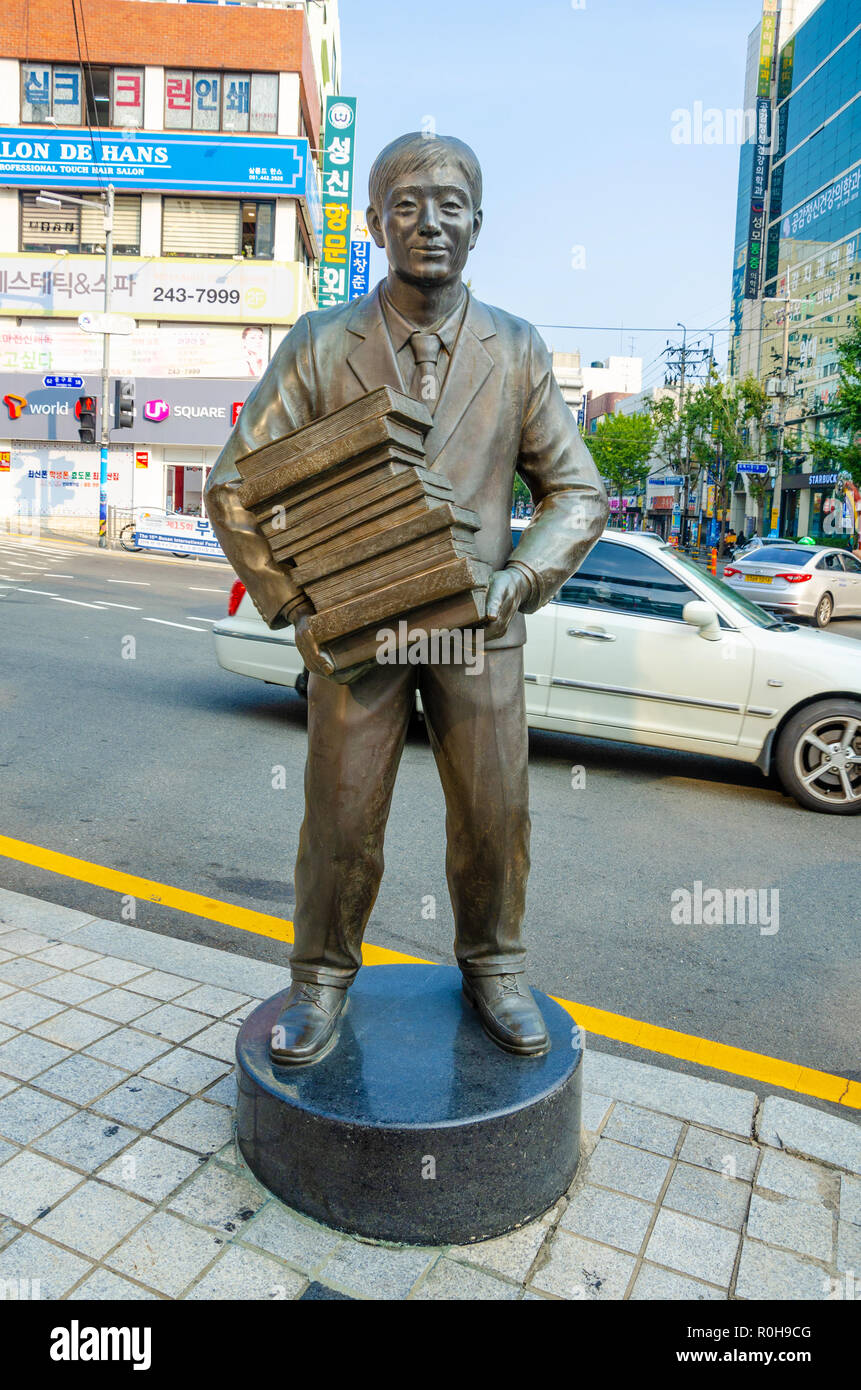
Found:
722,545 -> 861,627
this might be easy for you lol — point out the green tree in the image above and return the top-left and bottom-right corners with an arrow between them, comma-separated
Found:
583,411 -> 657,525
684,371 -> 769,554
806,315 -> 861,486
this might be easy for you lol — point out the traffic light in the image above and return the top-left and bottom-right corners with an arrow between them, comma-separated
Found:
114,377 -> 135,430
76,395 -> 97,444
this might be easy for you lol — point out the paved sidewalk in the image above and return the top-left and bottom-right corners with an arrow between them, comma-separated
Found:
0,887 -> 857,1301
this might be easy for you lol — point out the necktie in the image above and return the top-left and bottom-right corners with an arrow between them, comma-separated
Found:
409,332 -> 443,413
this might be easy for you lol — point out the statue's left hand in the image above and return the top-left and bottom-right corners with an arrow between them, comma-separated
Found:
483,568 -> 531,641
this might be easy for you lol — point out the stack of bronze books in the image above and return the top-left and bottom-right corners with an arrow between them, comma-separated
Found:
235,385 -> 491,673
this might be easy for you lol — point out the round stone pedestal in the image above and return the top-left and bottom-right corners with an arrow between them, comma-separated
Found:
235,964 -> 582,1245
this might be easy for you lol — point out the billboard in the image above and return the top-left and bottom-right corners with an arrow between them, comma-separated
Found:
112,377 -> 255,446
743,0 -> 779,300
0,320 -> 278,378
0,127 -> 316,202
1,372 -> 102,441
0,255 -> 312,324
318,98 -> 357,308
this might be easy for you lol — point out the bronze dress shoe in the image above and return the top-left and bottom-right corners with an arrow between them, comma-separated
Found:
462,973 -> 550,1056
270,982 -> 348,1065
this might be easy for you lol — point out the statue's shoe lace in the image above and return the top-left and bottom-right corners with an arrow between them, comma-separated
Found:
461,973 -> 550,1056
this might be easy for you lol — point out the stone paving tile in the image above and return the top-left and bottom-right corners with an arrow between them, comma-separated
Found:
559,1183 -> 653,1254
106,1210 -> 224,1297
584,1137 -> 671,1203
0,1033 -> 70,1081
0,890 -> 95,936
185,1241 -> 306,1300
663,1163 -> 752,1232
0,1086 -> 76,1145
185,1021 -> 240,1063
32,973 -> 109,1005
631,1263 -> 724,1300
0,990 -> 64,1029
31,1008 -> 118,1050
178,985 -> 250,1018
135,1003 -> 211,1044
77,958 -> 151,986
0,959 -> 59,988
0,1215 -> 21,1249
168,1161 -> 266,1233
68,1269 -> 161,1300
679,1127 -> 759,1183
31,944 -> 102,970
412,1256 -> 520,1300
0,1149 -> 83,1224
94,1076 -> 186,1128
756,1149 -> 838,1207
154,1099 -> 233,1155
0,928 -> 52,955
836,1220 -> 861,1276
37,1054 -> 125,1104
317,1239 -> 437,1300
0,1022 -> 17,1046
35,1180 -> 151,1259
226,1000 -> 262,1027
204,1072 -> 238,1107
645,1209 -> 740,1288
735,1238 -> 832,1300
141,1046 -> 229,1096
586,1051 -> 757,1136
447,1219 -> 549,1283
99,1135 -> 201,1202
34,1110 -> 137,1172
85,1029 -> 170,1073
0,1138 -> 18,1166
126,970 -> 197,1002
79,988 -> 161,1024
239,1203 -> 345,1274
581,1092 -> 613,1133
0,978 -> 16,996
746,1191 -> 833,1264
0,1230 -> 93,1298
757,1096 -> 861,1175
604,1103 -> 683,1157
530,1230 -> 635,1300
840,1174 -> 861,1227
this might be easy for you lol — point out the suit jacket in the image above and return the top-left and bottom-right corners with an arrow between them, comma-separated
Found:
204,282 -> 609,649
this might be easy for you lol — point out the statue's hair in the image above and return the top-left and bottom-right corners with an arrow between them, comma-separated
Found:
368,133 -> 482,212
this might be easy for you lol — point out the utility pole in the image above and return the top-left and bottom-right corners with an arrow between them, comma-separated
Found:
99,185 -> 114,549
663,327 -> 710,549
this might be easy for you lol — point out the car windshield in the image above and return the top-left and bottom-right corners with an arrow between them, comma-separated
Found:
741,548 -> 815,567
664,548 -> 787,628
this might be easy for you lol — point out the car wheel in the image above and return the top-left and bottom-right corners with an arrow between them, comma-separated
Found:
775,699 -> 861,813
295,667 -> 309,699
812,593 -> 833,627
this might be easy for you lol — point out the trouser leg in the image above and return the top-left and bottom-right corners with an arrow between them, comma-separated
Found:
290,662 -> 416,986
419,646 -> 530,977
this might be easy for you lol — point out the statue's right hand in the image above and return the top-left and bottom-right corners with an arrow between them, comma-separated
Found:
291,605 -> 336,678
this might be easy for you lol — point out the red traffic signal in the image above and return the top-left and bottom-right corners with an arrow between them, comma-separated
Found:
76,395 -> 97,443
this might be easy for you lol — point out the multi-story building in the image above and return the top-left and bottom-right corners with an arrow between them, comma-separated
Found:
0,0 -> 341,536
729,0 -> 859,538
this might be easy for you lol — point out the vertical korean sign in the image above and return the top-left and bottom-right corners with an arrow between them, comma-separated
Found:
318,98 -> 357,307
348,211 -> 372,302
744,0 -> 778,299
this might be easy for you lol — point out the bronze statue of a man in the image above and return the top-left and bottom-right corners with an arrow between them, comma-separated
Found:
205,133 -> 609,1064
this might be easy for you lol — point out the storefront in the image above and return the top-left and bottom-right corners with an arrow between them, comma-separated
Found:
781,470 -> 841,541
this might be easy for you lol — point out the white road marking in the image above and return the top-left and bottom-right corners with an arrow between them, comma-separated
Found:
18,588 -> 60,597
7,562 -> 42,570
188,586 -> 228,593
108,578 -> 151,586
186,615 -> 218,623
142,617 -> 207,632
52,574 -> 75,579
97,601 -> 142,610
51,597 -> 108,609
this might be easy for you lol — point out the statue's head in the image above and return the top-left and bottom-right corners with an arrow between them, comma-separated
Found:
366,132 -> 483,289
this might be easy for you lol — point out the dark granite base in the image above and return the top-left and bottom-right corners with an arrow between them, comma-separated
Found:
235,964 -> 582,1245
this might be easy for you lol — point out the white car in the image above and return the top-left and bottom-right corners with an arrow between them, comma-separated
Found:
213,527 -> 861,814
722,544 -> 861,628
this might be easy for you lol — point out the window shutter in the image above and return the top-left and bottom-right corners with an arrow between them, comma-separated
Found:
20,194 -> 79,248
80,196 -> 141,250
162,198 -> 241,256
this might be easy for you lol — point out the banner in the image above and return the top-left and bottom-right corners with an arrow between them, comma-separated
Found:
0,320 -> 277,378
318,98 -> 357,308
349,211 -> 372,301
0,255 -> 312,325
744,0 -> 779,299
132,514 -> 225,558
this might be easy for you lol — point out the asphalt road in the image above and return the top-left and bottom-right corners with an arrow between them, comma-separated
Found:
1,532 -> 859,1116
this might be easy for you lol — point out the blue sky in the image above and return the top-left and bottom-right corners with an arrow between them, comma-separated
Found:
339,0 -> 763,392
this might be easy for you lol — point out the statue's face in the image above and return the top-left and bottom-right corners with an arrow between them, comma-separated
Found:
368,157 -> 482,288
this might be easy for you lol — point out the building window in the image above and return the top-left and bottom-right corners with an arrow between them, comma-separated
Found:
22,64 -> 144,128
19,192 -> 141,254
162,197 -> 274,258
165,71 -> 278,132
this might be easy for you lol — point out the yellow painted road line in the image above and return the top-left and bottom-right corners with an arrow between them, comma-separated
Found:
0,832 -> 857,1109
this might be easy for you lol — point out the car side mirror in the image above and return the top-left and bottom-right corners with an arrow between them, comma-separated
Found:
683,600 -> 722,642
